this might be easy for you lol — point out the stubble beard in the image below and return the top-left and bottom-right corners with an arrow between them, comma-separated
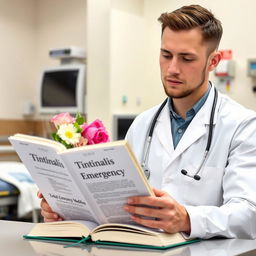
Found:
162,64 -> 207,99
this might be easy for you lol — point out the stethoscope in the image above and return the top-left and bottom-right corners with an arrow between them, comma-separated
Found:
141,86 -> 218,181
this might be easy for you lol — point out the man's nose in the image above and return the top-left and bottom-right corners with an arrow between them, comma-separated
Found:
167,58 -> 180,75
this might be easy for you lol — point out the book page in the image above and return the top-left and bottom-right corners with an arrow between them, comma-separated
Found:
91,229 -> 186,247
9,136 -> 98,223
60,141 -> 153,224
93,223 -> 160,235
28,220 -> 99,237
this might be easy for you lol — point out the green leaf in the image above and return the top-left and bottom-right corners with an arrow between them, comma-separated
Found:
74,122 -> 82,133
62,140 -> 73,149
51,133 -> 59,141
75,112 -> 85,125
52,134 -> 61,143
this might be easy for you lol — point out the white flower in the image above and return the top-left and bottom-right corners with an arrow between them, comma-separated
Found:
57,124 -> 81,145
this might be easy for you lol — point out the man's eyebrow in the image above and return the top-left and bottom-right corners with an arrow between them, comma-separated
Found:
179,52 -> 196,57
160,48 -> 171,54
160,48 -> 196,56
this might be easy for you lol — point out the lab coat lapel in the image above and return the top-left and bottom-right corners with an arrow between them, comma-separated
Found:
154,103 -> 175,157
172,108 -> 207,160
165,86 -> 218,165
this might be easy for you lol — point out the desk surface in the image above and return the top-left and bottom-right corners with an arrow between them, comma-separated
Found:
0,220 -> 256,256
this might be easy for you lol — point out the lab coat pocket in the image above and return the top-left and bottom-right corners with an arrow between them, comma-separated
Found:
183,166 -> 224,206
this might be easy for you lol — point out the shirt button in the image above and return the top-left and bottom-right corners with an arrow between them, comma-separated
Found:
178,128 -> 183,134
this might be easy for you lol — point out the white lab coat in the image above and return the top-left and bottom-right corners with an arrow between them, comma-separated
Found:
126,85 -> 256,239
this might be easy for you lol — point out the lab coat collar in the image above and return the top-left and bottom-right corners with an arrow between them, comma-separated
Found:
155,103 -> 175,156
155,85 -> 220,165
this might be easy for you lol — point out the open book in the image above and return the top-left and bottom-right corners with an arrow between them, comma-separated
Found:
9,133 -> 153,224
24,220 -> 199,249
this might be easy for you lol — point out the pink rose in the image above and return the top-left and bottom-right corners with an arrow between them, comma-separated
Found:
81,119 -> 109,145
50,112 -> 75,128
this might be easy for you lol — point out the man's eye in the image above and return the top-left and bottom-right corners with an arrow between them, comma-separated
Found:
183,58 -> 194,62
162,54 -> 171,59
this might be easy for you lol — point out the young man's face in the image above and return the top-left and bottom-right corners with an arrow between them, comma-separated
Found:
159,27 -> 217,100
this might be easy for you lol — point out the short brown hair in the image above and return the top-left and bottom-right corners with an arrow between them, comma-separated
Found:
158,5 -> 223,52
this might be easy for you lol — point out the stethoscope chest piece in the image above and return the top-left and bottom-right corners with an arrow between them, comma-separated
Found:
141,162 -> 150,179
144,168 -> 150,179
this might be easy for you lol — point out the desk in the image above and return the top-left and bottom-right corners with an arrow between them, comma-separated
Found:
0,146 -> 14,153
0,220 -> 256,256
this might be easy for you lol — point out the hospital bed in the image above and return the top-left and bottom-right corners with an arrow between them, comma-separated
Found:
0,179 -> 19,219
0,145 -> 19,219
0,146 -> 40,222
0,119 -> 54,222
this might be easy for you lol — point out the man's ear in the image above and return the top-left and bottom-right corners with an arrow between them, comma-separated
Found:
208,51 -> 222,72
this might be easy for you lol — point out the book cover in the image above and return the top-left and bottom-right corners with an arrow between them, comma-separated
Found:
24,220 -> 200,250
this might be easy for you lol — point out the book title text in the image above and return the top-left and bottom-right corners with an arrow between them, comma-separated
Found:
29,153 -> 64,168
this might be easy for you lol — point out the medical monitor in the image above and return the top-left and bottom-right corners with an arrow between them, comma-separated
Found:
112,114 -> 137,140
38,64 -> 86,114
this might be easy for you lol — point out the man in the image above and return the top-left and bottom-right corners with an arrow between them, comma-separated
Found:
39,5 -> 256,239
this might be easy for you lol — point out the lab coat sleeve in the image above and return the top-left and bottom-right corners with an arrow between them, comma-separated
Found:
185,116 -> 256,239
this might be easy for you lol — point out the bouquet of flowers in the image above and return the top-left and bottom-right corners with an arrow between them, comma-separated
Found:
50,112 -> 109,149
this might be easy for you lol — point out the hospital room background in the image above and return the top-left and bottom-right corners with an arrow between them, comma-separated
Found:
0,0 -> 255,222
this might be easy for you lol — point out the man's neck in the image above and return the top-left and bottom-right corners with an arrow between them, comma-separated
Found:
172,83 -> 210,119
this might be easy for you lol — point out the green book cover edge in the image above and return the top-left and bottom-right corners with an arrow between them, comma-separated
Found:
94,238 -> 200,250
23,234 -> 200,250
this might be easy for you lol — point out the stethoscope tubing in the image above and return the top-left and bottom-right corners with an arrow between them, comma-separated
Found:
141,86 -> 218,180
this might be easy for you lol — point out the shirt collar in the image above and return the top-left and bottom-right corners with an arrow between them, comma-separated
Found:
169,82 -> 212,119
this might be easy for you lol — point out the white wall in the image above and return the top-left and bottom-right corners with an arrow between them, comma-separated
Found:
35,0 -> 87,117
86,0 -> 148,134
0,0 -> 36,118
35,0 -> 86,69
110,0 -> 148,114
86,0 -> 111,131
0,0 -> 86,119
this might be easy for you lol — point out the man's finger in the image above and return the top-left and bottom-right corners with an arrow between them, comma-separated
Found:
128,195 -> 173,208
130,215 -> 169,231
37,191 -> 43,198
152,188 -> 166,197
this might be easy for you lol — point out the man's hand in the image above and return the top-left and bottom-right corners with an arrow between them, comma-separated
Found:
37,192 -> 63,222
124,188 -> 191,234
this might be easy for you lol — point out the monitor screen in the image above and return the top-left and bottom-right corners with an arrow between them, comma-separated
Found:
38,64 -> 86,114
112,114 -> 137,140
42,70 -> 78,107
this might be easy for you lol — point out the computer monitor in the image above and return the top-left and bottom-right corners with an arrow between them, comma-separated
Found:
112,114 -> 137,140
38,64 -> 86,114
